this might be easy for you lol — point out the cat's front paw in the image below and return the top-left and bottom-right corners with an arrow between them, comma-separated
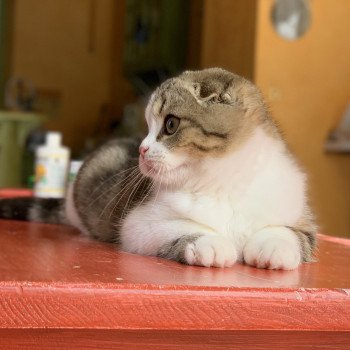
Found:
243,227 -> 301,270
185,235 -> 237,268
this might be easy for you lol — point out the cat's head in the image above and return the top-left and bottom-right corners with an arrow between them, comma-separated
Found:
139,68 -> 272,185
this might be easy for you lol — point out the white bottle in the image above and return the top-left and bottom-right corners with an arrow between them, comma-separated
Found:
34,132 -> 70,198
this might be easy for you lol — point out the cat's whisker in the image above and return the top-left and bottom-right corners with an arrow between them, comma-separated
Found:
119,171 -> 150,219
114,168 -> 156,229
106,171 -> 144,219
152,165 -> 165,207
113,168 -> 154,226
105,165 -> 155,221
88,166 -> 141,208
88,164 -> 139,198
120,175 -> 149,220
127,169 -> 156,214
98,171 -> 143,219
87,168 -> 140,208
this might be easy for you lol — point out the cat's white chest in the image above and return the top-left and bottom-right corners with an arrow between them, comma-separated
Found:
161,191 -> 249,237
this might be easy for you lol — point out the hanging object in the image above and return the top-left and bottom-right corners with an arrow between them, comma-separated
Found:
271,0 -> 311,40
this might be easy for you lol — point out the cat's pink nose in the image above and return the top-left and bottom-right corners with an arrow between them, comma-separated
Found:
139,146 -> 149,158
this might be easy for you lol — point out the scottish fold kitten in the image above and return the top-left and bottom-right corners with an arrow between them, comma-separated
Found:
0,68 -> 317,269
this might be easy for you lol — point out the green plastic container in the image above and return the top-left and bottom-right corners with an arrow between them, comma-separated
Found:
0,111 -> 45,187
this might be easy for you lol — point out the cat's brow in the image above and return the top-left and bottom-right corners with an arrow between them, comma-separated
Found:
158,97 -> 167,115
152,92 -> 167,117
184,142 -> 223,152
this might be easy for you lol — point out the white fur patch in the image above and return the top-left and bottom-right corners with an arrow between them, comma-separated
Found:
243,226 -> 301,270
185,235 -> 238,267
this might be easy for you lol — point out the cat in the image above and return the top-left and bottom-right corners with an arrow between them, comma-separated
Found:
0,68 -> 317,270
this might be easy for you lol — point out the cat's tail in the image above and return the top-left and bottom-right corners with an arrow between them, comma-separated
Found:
0,197 -> 66,225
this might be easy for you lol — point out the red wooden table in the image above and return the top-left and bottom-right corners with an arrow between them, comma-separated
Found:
0,219 -> 349,349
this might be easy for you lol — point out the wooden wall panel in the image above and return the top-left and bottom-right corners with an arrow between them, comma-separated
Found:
0,0 -> 13,108
200,0 -> 256,80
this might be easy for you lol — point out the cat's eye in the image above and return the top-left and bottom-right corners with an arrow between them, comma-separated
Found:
164,115 -> 180,135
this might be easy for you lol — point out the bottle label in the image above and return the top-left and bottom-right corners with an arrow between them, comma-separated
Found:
34,154 -> 68,198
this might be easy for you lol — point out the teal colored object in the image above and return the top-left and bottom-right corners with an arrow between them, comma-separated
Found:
0,111 -> 45,187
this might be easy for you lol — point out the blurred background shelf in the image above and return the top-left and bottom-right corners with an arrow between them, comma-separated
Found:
0,111 -> 46,187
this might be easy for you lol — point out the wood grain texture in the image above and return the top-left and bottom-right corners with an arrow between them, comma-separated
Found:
0,219 -> 349,288
0,219 -> 349,348
0,282 -> 349,330
0,330 -> 350,350
200,0 -> 257,80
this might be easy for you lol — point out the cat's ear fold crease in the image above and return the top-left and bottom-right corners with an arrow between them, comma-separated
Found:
194,82 -> 234,105
219,92 -> 232,104
185,80 -> 235,106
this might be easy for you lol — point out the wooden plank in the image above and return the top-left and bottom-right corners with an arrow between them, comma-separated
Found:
0,282 -> 349,330
0,219 -> 349,333
0,220 -> 349,289
0,330 -> 349,350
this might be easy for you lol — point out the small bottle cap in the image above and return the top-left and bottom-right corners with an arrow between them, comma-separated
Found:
46,132 -> 62,147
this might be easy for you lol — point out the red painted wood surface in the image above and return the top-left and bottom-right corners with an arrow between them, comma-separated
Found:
0,188 -> 33,198
0,330 -> 349,350
0,219 -> 349,349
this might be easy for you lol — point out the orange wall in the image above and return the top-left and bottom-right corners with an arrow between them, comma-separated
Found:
201,0 -> 256,80
255,0 -> 350,236
11,0 -> 134,153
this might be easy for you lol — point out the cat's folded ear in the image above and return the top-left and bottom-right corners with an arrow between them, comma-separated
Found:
187,81 -> 233,105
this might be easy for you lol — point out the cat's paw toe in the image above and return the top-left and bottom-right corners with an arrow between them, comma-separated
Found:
243,228 -> 301,270
185,235 -> 237,268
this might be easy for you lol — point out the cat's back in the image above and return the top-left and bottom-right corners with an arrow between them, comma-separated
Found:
70,138 -> 146,241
